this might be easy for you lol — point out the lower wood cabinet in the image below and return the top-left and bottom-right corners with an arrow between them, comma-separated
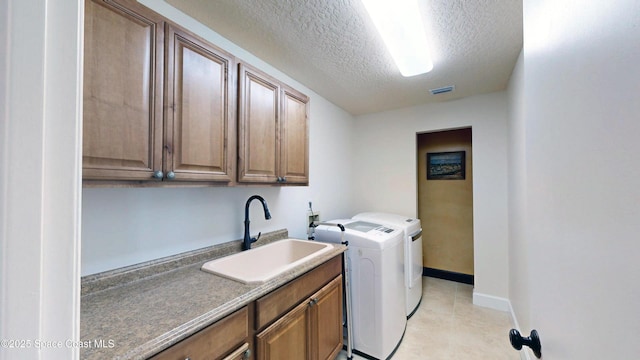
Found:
256,299 -> 310,359
148,255 -> 343,360
311,276 -> 344,360
255,276 -> 343,360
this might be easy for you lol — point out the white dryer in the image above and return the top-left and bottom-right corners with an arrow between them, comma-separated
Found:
314,219 -> 406,360
353,212 -> 423,318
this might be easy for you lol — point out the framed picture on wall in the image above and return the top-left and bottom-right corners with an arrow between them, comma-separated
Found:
427,151 -> 466,180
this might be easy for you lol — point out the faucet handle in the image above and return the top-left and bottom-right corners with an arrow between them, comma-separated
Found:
252,232 -> 261,243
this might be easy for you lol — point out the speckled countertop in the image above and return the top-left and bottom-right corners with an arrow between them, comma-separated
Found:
80,230 -> 346,359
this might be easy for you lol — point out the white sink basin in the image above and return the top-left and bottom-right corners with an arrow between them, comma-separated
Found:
201,239 -> 334,284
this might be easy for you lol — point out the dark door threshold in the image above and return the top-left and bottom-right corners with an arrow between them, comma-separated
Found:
423,267 -> 474,285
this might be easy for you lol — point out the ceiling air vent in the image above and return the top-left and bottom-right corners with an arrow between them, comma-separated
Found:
429,85 -> 455,95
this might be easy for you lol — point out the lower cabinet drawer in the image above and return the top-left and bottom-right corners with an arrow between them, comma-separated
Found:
149,307 -> 248,360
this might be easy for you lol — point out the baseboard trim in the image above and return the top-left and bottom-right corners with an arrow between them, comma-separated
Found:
423,267 -> 474,285
472,291 -> 511,312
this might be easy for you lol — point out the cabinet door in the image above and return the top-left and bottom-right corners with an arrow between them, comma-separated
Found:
83,0 -> 164,180
280,86 -> 309,184
256,299 -> 310,360
237,64 -> 280,183
165,24 -> 235,182
309,276 -> 343,360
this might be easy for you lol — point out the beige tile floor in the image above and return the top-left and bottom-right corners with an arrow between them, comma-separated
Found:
337,276 -> 519,360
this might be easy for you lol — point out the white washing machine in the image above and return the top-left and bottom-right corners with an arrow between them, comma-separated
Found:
314,219 -> 406,360
353,212 -> 423,318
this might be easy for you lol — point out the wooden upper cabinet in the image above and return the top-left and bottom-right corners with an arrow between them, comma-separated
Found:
237,63 -> 309,185
164,24 -> 235,182
237,63 -> 280,183
280,86 -> 310,184
83,0 -> 236,183
83,0 -> 164,180
83,0 -> 306,186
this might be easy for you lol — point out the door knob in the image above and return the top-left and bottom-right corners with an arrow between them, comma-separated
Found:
509,329 -> 542,358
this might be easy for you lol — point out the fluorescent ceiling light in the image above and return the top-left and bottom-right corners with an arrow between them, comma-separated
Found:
361,0 -> 433,77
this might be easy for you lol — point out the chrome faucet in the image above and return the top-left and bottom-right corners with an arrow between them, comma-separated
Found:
243,195 -> 272,251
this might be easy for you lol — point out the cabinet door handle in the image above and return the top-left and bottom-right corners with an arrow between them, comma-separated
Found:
152,170 -> 163,179
309,298 -> 318,306
281,176 -> 286,182
166,171 -> 175,180
242,349 -> 251,359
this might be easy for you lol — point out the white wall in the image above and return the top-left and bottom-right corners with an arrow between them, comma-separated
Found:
507,50 -> 531,334
352,92 -> 510,302
0,0 -> 83,359
81,1 -> 356,275
508,0 -> 640,357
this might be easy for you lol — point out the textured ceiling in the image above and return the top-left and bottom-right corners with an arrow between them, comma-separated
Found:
166,0 -> 523,115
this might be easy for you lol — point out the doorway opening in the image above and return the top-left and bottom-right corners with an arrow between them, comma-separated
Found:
417,128 -> 474,284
